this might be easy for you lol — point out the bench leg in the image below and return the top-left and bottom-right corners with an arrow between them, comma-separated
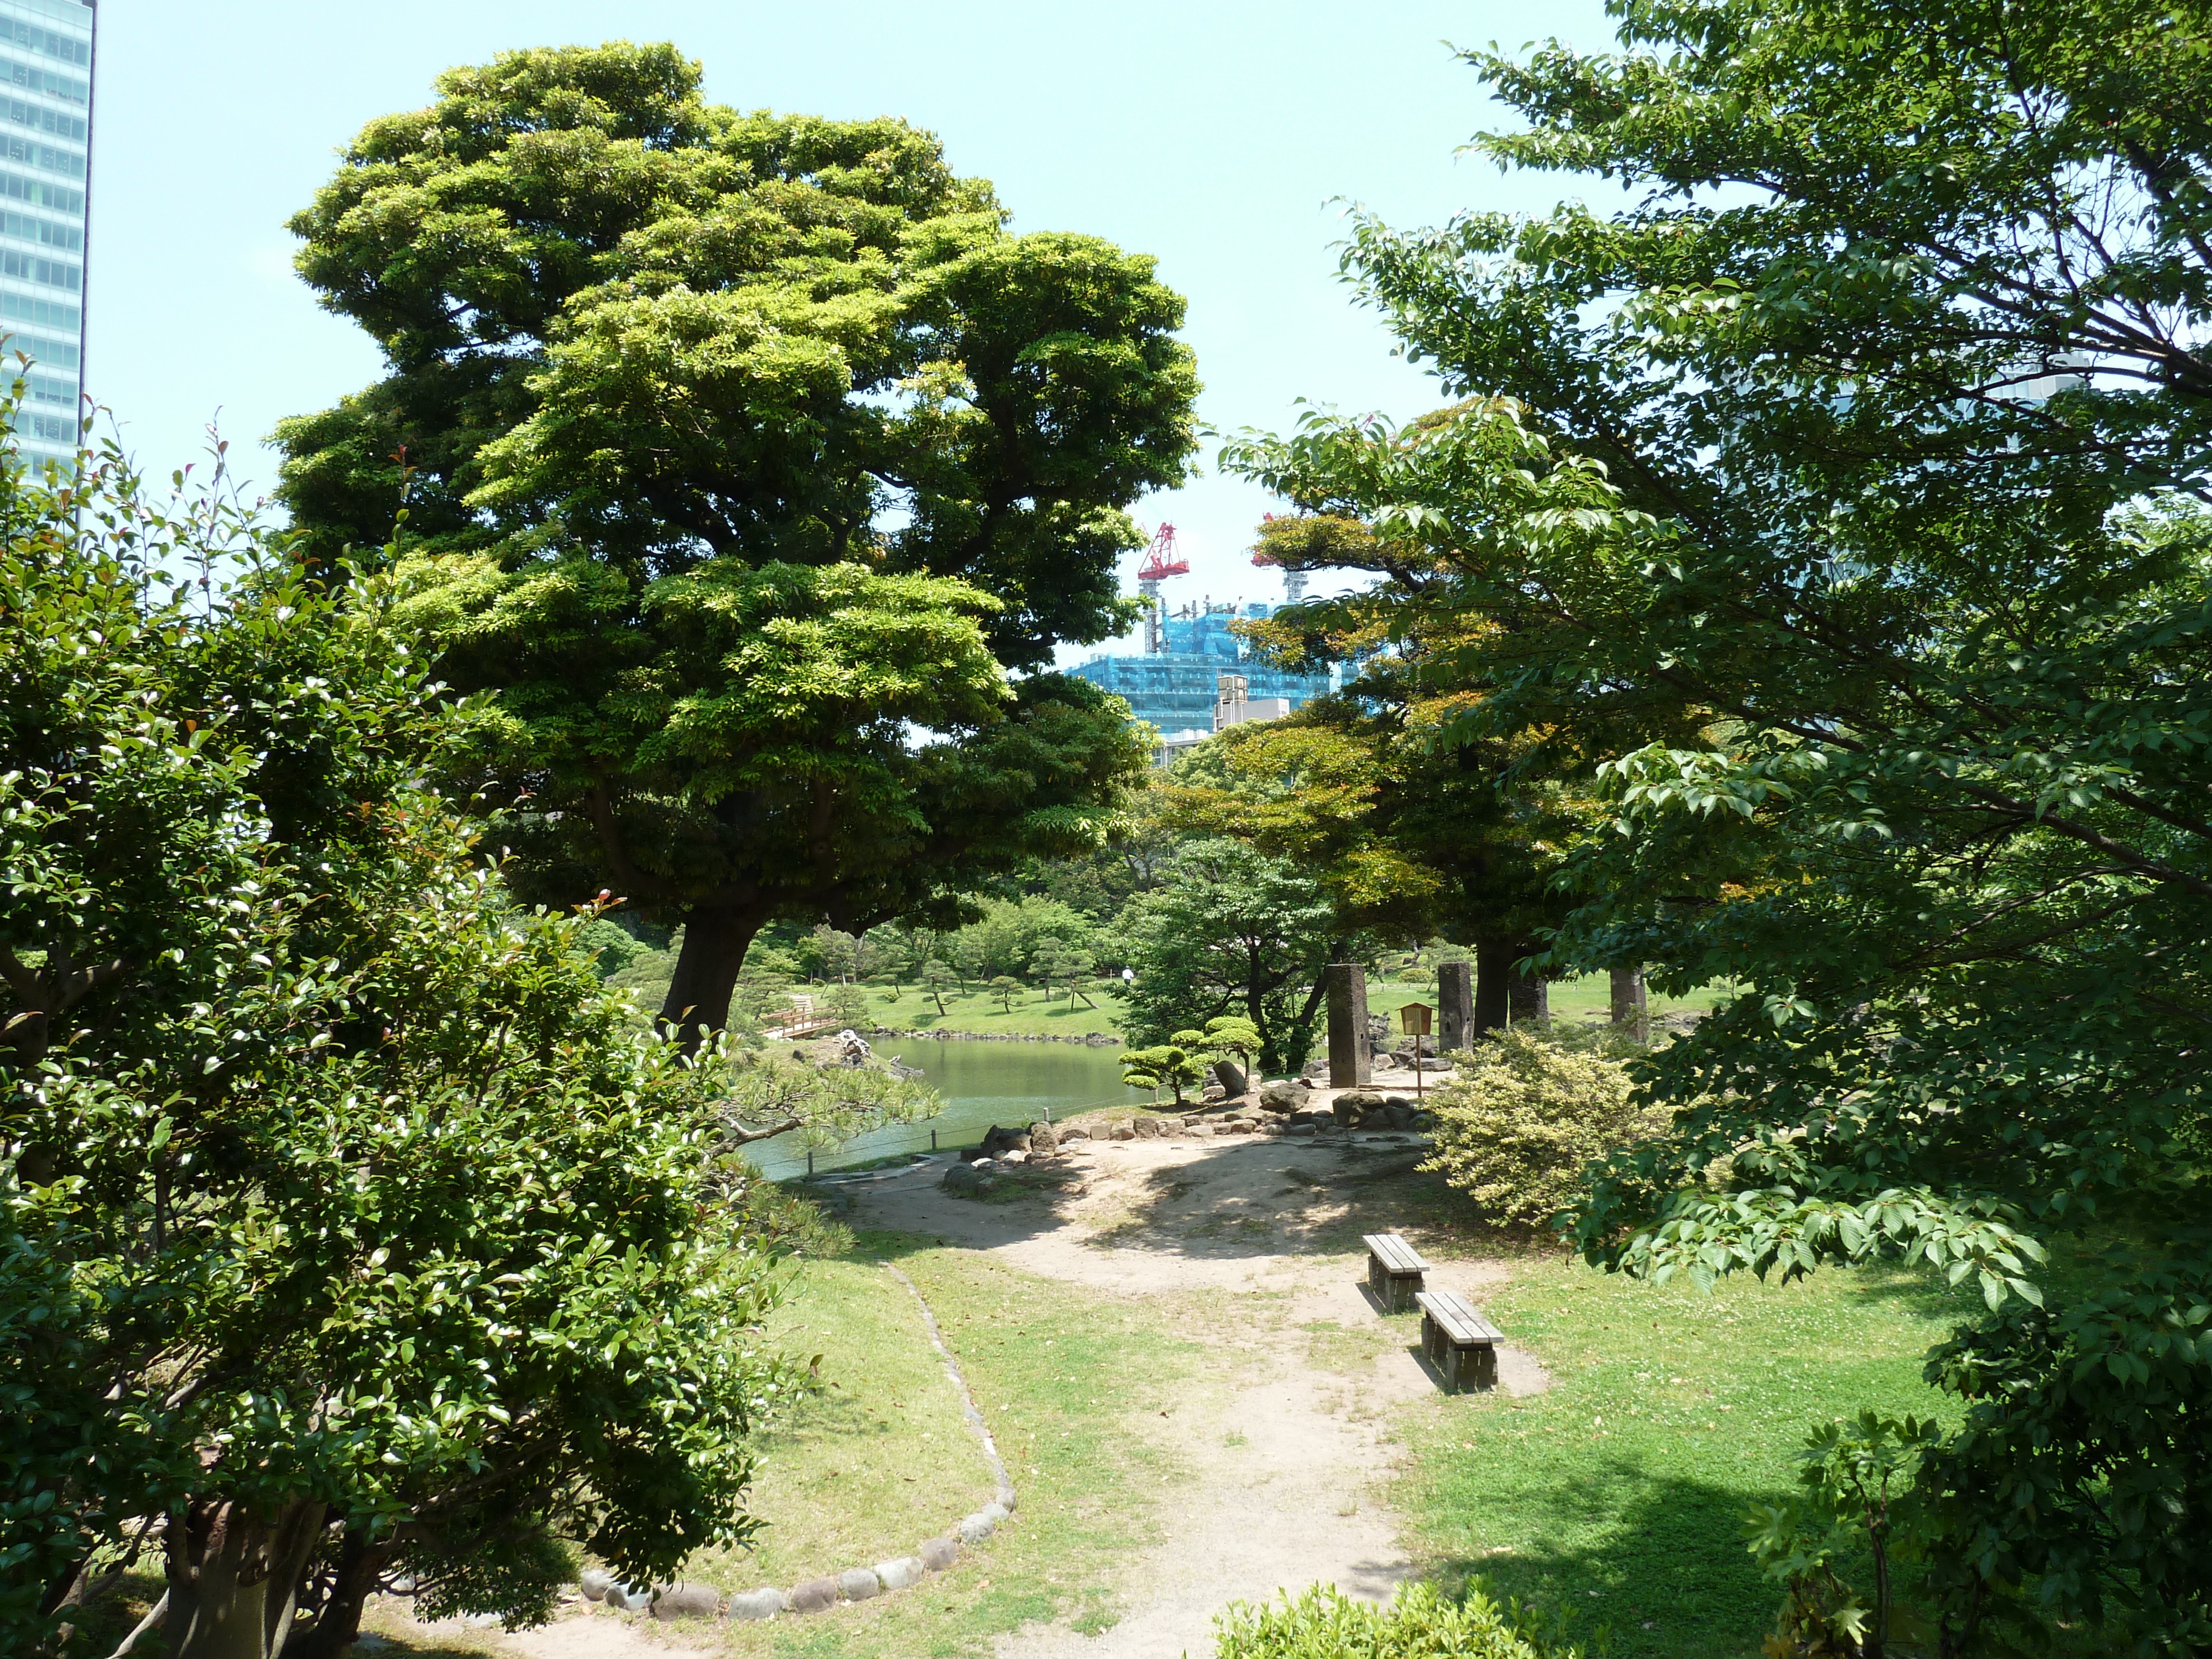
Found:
1473,1344 -> 1497,1390
1443,1344 -> 1462,1394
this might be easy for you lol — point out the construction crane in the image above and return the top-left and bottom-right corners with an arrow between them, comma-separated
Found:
1251,542 -> 1308,606
1136,523 -> 1188,654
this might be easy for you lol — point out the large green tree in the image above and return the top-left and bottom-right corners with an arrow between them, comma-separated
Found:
275,43 -> 1192,1040
0,442 -> 811,1659
1232,0 -> 2212,1648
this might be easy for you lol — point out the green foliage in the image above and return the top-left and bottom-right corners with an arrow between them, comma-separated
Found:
919,958 -> 956,1016
1113,838 -> 1337,1072
1229,0 -> 2212,1642
1211,1582 -> 1564,1659
989,973 -> 1021,1014
0,446 -> 791,1656
1118,1043 -> 1207,1107
575,915 -> 653,980
1421,1027 -> 1666,1233
1193,1015 -> 1262,1079
1745,1412 -> 1944,1659
276,43 -> 1188,1038
950,894 -> 1095,983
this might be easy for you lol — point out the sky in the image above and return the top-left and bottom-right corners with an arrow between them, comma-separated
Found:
85,0 -> 1617,656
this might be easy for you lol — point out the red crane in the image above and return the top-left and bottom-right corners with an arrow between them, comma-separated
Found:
1136,524 -> 1188,653
1136,523 -> 1189,582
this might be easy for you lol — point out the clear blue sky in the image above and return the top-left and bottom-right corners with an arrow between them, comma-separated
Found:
86,0 -> 1616,646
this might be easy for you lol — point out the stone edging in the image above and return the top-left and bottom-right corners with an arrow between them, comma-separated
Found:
576,1263 -> 1016,1625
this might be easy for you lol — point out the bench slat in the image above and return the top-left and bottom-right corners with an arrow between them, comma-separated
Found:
1417,1290 -> 1503,1347
1362,1232 -> 1428,1275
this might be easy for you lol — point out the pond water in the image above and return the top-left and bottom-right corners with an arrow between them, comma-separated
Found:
744,1039 -> 1151,1181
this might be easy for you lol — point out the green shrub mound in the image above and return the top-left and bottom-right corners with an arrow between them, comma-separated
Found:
1420,1027 -> 1667,1232
1213,1583 -> 1568,1659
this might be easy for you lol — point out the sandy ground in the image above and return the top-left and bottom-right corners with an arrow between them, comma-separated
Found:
853,1123 -> 1547,1659
370,1104 -> 1542,1659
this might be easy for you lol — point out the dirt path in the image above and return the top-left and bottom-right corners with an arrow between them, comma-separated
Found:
366,1119 -> 1542,1659
850,1127 -> 1548,1658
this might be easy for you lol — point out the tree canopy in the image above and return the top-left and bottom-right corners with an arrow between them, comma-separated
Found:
0,445 -> 799,1659
1228,0 -> 2212,1645
275,43 -> 1193,1039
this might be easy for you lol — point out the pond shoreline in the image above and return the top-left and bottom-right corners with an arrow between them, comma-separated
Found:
868,1025 -> 1123,1046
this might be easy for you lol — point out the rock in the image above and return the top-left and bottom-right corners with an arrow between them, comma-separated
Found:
1286,1123 -> 1318,1138
604,1583 -> 650,1611
982,1500 -> 1011,1524
787,1576 -> 841,1615
579,1569 -> 615,1602
875,1556 -> 925,1592
1028,1121 -> 1060,1155
839,1567 -> 881,1601
1334,1089 -> 1385,1125
998,1488 -> 1018,1514
1258,1079 -> 1311,1113
957,1510 -> 999,1545
1213,1059 -> 1248,1097
1109,1123 -> 1135,1140
727,1588 -> 786,1622
919,1536 -> 961,1572
653,1583 -> 720,1621
1199,1083 -> 1227,1103
942,1162 -> 989,1194
979,1123 -> 1031,1156
999,1150 -> 1029,1166
1384,1093 -> 1413,1109
1186,1121 -> 1214,1138
1371,1050 -> 1400,1071
1061,1127 -> 1090,1142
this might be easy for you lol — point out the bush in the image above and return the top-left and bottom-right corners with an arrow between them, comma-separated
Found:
1212,1583 -> 1568,1658
1422,1026 -> 1668,1232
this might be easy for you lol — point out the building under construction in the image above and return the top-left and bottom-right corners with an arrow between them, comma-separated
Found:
1066,525 -> 1332,760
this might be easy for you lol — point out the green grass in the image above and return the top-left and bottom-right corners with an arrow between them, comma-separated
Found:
690,1233 -> 1203,1656
864,983 -> 1127,1038
1367,974 -> 1739,1035
1387,1253 -> 1978,1659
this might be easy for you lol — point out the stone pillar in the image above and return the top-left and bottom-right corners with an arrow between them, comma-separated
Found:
1325,963 -> 1371,1087
1438,961 -> 1474,1052
1610,966 -> 1648,1044
1507,969 -> 1549,1025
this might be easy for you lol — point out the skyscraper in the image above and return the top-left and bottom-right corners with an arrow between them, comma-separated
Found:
0,0 -> 90,471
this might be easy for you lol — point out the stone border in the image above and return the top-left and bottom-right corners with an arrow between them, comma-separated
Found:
575,1264 -> 1016,1625
868,1026 -> 1121,1045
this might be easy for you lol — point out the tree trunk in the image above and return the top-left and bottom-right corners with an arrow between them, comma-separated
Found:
1473,935 -> 1513,1035
1609,966 -> 1648,1044
166,1499 -> 326,1659
279,1528 -> 387,1659
659,905 -> 765,1047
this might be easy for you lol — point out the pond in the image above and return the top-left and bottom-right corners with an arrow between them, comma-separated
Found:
743,1039 -> 1152,1181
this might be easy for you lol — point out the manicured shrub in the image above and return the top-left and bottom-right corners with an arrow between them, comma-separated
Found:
1212,1583 -> 1567,1658
1422,1027 -> 1668,1232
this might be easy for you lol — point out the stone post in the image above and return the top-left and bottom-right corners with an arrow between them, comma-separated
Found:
1324,963 -> 1371,1087
1438,961 -> 1474,1053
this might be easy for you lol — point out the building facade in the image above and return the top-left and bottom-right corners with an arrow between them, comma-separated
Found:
0,0 -> 90,470
1066,600 -> 1333,761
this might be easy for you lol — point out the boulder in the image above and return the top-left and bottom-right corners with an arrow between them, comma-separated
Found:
979,1123 -> 1031,1156
957,1510 -> 999,1545
1258,1079 -> 1311,1113
875,1556 -> 926,1592
1371,1050 -> 1401,1071
604,1583 -> 650,1611
1286,1123 -> 1318,1138
1060,1127 -> 1091,1143
1333,1089 -> 1385,1125
839,1567 -> 881,1602
1186,1122 -> 1214,1138
919,1537 -> 961,1572
579,1569 -> 615,1603
1199,1083 -> 1227,1104
787,1576 -> 841,1615
727,1588 -> 786,1623
942,1162 -> 989,1195
652,1584 -> 721,1621
1109,1123 -> 1135,1140
1212,1059 -> 1248,1098
1027,1121 -> 1060,1155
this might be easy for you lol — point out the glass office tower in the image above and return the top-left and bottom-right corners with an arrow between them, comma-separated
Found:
0,0 -> 90,470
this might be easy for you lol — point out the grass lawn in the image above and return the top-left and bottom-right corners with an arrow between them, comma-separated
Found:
1386,1252 -> 1979,1659
667,1233 -> 1202,1657
864,983 -> 1127,1039
1367,974 -> 1741,1035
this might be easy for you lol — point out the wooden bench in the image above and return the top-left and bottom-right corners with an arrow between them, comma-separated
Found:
1416,1288 -> 1503,1392
1362,1231 -> 1428,1312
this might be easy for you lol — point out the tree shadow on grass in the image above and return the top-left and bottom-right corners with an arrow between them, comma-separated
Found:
1422,1462 -> 1791,1659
